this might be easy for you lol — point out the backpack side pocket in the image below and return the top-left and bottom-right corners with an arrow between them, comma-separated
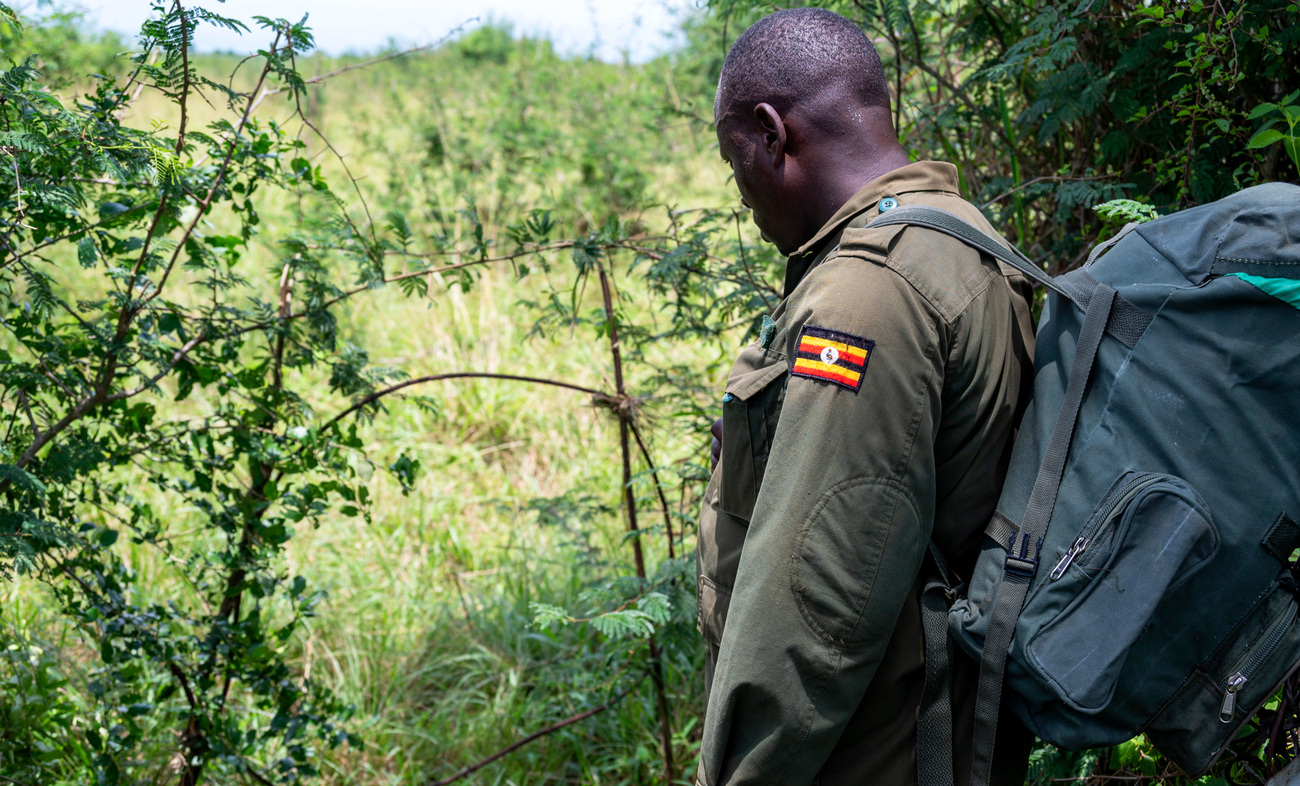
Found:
1145,583 -> 1300,774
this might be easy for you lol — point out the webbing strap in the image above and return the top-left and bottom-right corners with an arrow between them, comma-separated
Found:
984,511 -> 1019,551
968,284 -> 1118,786
867,207 -> 1150,349
869,206 -> 1063,296
1083,222 -> 1139,269
918,541 -> 955,786
1019,284 -> 1117,543
928,539 -> 953,587
1056,271 -> 1151,350
919,577 -> 955,786
967,563 -> 1029,785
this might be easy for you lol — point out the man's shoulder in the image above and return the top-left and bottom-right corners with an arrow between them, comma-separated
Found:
827,193 -> 1017,324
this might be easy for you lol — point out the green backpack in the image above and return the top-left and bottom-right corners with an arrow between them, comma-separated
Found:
872,182 -> 1300,785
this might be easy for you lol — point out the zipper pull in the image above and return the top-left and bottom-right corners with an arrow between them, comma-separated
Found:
1220,673 -> 1248,723
1050,537 -> 1090,580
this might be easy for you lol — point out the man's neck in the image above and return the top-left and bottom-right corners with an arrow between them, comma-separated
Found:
781,145 -> 915,296
807,142 -> 912,232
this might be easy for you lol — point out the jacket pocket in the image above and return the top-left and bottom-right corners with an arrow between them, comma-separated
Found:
718,361 -> 788,522
697,575 -> 732,647
1024,472 -> 1219,712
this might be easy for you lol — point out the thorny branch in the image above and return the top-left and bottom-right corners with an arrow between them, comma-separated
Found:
317,372 -> 613,435
597,262 -> 677,784
261,19 -> 478,99
427,671 -> 648,786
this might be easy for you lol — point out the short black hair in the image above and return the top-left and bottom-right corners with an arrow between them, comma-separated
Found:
715,8 -> 890,133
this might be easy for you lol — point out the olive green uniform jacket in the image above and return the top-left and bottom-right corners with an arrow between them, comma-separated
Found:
696,162 -> 1036,786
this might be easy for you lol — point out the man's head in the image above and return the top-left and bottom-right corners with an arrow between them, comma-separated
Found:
715,8 -> 907,254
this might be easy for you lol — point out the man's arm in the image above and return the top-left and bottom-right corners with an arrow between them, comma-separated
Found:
698,258 -> 945,785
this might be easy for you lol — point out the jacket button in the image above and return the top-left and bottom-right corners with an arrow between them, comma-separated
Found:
879,197 -> 899,212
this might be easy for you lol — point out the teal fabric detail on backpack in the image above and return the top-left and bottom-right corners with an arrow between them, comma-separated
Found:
1227,272 -> 1300,311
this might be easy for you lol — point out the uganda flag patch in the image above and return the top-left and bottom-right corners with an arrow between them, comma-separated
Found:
792,325 -> 875,393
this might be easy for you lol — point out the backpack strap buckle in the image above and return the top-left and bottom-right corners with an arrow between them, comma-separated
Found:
1004,532 -> 1041,579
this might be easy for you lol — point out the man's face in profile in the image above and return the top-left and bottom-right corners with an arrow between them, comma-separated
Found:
717,114 -> 803,256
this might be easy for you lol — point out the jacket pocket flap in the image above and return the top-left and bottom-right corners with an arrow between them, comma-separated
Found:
724,361 -> 788,402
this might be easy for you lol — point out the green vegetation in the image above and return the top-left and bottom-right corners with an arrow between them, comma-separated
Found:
714,0 -> 1300,264
0,1 -> 1296,785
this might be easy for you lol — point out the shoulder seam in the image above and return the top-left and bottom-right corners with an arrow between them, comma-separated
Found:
891,225 -> 1002,324
816,250 -> 949,343
830,242 -> 995,328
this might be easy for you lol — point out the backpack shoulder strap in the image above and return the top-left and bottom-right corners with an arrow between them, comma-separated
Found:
868,205 -> 1066,297
967,283 -> 1118,785
867,206 -> 1152,349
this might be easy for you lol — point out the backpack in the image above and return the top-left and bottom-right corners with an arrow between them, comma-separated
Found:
870,182 -> 1300,785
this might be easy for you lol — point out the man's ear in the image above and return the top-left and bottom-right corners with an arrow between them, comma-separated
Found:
753,102 -> 787,167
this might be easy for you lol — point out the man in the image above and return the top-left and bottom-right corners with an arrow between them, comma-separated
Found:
696,8 -> 1036,785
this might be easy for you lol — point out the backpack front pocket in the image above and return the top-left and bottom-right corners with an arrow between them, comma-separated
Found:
1024,472 -> 1220,713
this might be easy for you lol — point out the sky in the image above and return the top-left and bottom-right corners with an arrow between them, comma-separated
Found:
66,0 -> 698,63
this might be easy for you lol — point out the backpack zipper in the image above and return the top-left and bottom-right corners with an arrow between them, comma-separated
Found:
1049,475 -> 1168,581
1219,602 -> 1298,723
1049,536 -> 1090,580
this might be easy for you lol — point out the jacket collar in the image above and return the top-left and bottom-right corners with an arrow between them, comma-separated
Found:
783,161 -> 962,295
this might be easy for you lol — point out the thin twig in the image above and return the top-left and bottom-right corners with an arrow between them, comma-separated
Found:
104,335 -> 207,403
37,357 -> 78,398
911,58 -> 1014,149
114,48 -> 158,120
286,44 -> 380,255
17,390 -> 37,439
0,204 -> 151,274
173,1 -> 190,155
628,418 -> 676,560
261,21 -> 476,99
427,672 -> 647,786
167,662 -> 198,709
275,241 -> 584,323
319,372 -> 613,435
981,174 -> 1120,208
0,391 -> 16,445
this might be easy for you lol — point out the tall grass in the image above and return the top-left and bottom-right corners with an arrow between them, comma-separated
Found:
2,19 -> 742,785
